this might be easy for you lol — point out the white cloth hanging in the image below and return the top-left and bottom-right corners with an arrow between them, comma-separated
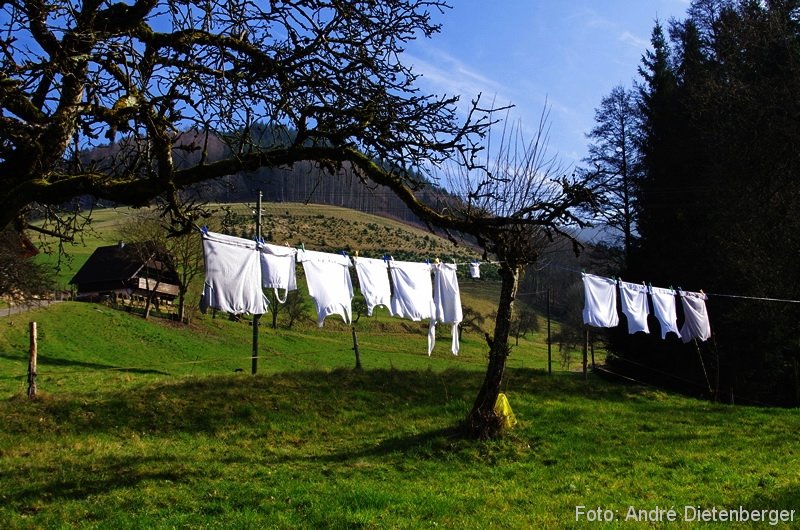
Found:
469,261 -> 481,279
619,281 -> 650,334
297,249 -> 353,326
389,260 -> 435,321
649,286 -> 681,339
582,273 -> 619,328
200,231 -> 268,315
353,256 -> 393,316
679,291 -> 712,343
259,243 -> 297,303
432,263 -> 463,355
389,259 -> 436,353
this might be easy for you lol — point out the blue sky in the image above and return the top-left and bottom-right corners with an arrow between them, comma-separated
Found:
405,1 -> 691,167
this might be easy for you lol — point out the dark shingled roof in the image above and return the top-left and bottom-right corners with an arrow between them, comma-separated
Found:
69,242 -> 178,287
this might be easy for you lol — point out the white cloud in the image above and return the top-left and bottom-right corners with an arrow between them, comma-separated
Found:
404,47 -> 507,104
619,30 -> 649,50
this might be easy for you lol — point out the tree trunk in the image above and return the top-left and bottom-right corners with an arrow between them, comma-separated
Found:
465,263 -> 521,439
178,287 -> 187,323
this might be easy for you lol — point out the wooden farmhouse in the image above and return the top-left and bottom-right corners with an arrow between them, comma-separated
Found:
70,241 -> 180,303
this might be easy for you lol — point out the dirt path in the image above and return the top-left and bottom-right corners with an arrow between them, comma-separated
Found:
0,300 -> 63,318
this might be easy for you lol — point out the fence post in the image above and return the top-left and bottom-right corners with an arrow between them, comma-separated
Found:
352,326 -> 362,371
582,327 -> 588,380
546,288 -> 552,375
28,322 -> 37,399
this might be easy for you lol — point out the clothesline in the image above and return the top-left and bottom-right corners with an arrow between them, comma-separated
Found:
200,230 -> 464,356
540,261 -> 800,305
199,226 -> 800,305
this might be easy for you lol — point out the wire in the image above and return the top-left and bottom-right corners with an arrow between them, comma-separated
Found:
704,292 -> 800,304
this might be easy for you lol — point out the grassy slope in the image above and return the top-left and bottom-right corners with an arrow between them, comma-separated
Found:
0,307 -> 799,527
4,205 -> 797,527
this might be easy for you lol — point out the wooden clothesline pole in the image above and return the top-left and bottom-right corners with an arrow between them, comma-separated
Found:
28,322 -> 37,399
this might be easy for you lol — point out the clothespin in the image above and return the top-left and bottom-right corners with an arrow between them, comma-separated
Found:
340,250 -> 348,257
434,257 -> 440,265
200,226 -> 209,235
355,250 -> 359,258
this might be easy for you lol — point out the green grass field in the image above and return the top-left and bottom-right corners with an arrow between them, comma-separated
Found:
1,302 -> 799,528
5,204 -> 798,528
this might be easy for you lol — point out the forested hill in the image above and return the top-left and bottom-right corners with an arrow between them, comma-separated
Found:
141,129 -> 455,227
189,160 -> 446,227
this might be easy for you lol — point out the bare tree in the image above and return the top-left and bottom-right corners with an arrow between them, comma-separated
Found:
434,109 -> 598,438
118,211 -> 203,321
0,0 -> 492,237
0,0 -> 600,438
511,306 -> 539,346
0,226 -> 55,300
583,85 -> 641,263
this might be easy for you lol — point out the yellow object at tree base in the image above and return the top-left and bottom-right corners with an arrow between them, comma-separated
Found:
494,392 -> 517,430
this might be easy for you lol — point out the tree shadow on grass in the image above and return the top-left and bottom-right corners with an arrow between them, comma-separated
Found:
2,454 -> 199,510
736,485 -> 800,523
0,352 -> 169,375
0,367 -> 676,438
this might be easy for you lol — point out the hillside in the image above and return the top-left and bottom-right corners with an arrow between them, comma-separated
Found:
34,202 -> 486,290
0,303 -> 798,527
3,207 -> 799,527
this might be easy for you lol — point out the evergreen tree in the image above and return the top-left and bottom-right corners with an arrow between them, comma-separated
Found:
624,0 -> 800,404
583,85 -> 642,265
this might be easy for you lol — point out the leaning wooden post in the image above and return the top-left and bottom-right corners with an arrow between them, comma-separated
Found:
352,326 -> 362,371
582,326 -> 588,380
28,322 -> 37,399
546,288 -> 552,375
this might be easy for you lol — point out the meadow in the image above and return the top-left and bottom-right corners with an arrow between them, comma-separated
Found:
1,204 -> 797,528
1,301 -> 799,528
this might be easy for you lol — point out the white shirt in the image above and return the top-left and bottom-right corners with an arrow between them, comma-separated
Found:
649,286 -> 682,339
582,273 -> 619,328
619,281 -> 650,334
353,256 -> 392,316
298,249 -> 353,326
679,291 -> 711,343
389,259 -> 434,321
259,243 -> 297,303
201,231 -> 268,315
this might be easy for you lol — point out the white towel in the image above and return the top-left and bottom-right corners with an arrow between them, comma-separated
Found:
469,261 -> 481,279
433,263 -> 463,355
679,291 -> 711,343
298,249 -> 353,326
259,243 -> 297,303
619,281 -> 650,334
649,286 -> 681,339
201,231 -> 268,315
353,256 -> 393,316
389,260 -> 434,321
582,273 -> 619,328
389,260 -> 436,354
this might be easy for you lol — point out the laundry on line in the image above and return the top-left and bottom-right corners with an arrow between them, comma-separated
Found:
200,231 -> 465,355
581,273 -> 712,343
